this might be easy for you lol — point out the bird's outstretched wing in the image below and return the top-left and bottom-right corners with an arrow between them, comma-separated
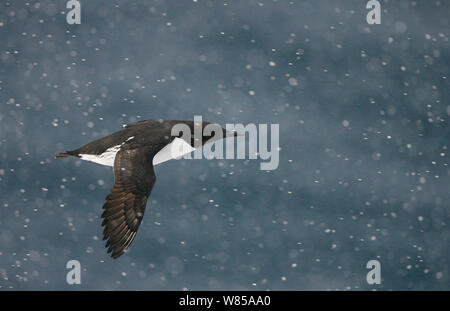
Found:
101,147 -> 157,259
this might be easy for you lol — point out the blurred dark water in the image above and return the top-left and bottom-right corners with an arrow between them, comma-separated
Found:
0,0 -> 449,290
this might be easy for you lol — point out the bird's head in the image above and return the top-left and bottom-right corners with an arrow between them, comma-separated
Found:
169,120 -> 240,148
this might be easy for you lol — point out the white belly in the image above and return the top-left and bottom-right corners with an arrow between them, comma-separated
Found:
80,145 -> 121,166
79,138 -> 195,167
153,137 -> 195,165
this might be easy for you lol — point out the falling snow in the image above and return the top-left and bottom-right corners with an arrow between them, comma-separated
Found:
0,0 -> 449,290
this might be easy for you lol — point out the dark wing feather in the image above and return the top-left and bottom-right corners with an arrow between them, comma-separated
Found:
101,147 -> 157,259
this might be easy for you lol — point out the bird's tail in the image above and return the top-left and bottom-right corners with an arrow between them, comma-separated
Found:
55,151 -> 79,158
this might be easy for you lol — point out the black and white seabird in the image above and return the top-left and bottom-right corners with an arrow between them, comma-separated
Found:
56,120 -> 237,259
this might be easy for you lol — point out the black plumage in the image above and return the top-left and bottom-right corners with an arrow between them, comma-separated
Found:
56,120 -> 237,258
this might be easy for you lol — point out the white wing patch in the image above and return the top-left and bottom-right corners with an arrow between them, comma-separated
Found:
79,136 -> 135,167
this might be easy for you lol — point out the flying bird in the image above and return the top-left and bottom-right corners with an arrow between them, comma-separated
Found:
56,120 -> 237,259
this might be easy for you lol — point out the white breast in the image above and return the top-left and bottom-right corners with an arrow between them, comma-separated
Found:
79,137 -> 195,167
153,137 -> 195,165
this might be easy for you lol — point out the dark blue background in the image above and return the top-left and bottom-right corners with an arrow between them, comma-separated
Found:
0,0 -> 449,290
